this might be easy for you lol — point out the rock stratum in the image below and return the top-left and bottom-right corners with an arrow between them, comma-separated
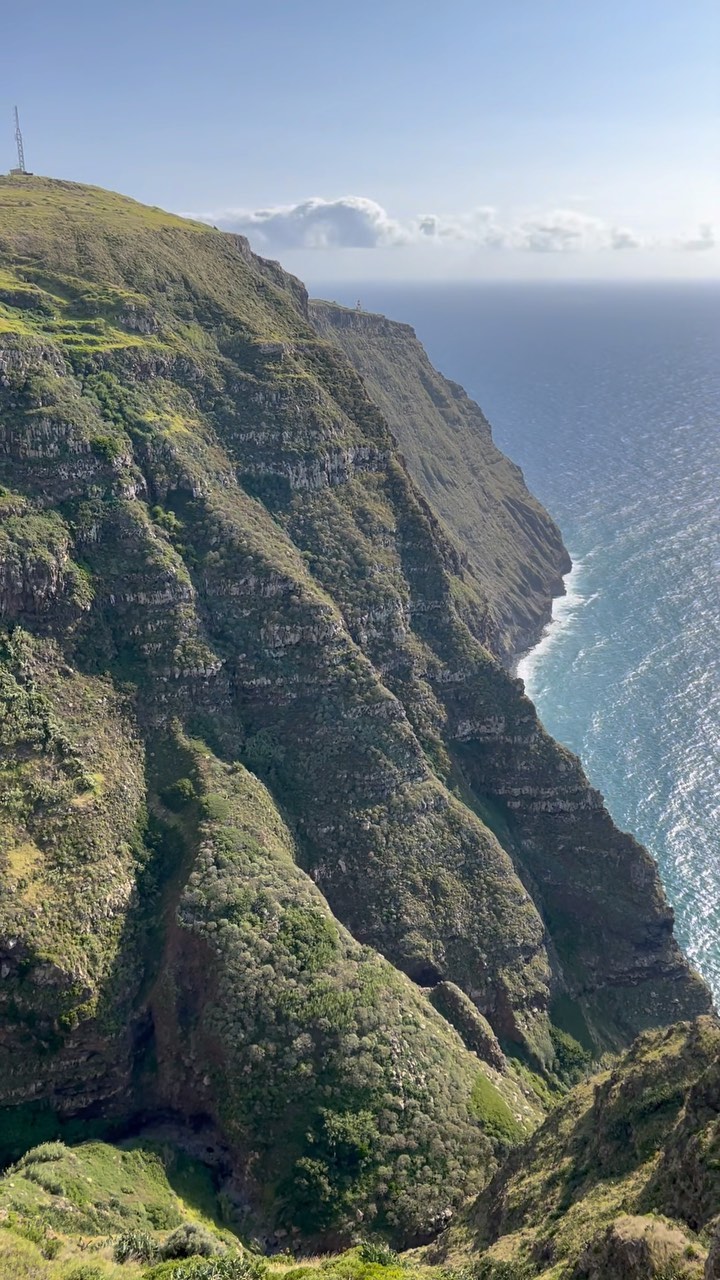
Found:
0,176 -> 712,1258
310,300 -> 570,665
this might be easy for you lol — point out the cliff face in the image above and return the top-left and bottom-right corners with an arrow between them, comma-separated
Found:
432,1016 -> 720,1277
3,1020 -> 720,1277
0,176 -> 710,1244
309,300 -> 571,665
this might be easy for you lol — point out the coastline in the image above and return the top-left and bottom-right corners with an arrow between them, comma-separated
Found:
513,558 -> 584,698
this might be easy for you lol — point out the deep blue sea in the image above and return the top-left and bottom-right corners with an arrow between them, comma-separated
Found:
315,280 -> 720,999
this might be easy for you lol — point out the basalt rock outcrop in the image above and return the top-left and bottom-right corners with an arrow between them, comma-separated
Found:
0,176 -> 710,1244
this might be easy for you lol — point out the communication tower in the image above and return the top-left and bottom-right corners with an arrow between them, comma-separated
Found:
9,106 -> 30,175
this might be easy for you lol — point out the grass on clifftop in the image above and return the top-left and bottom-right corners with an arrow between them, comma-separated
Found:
0,176 -> 209,238
0,175 -> 310,347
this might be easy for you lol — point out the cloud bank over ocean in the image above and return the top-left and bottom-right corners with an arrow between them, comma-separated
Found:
187,196 -> 717,257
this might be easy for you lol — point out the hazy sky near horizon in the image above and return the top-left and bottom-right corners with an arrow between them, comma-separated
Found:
3,1 -> 718,280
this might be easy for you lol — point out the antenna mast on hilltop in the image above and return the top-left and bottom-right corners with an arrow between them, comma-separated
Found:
10,106 -> 28,175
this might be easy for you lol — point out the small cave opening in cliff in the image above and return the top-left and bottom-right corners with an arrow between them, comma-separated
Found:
405,961 -> 443,988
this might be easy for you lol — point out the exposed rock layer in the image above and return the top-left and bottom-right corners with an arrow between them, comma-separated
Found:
310,299 -> 571,664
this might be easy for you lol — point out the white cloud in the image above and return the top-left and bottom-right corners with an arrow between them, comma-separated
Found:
188,196 -> 715,256
513,210 -> 612,253
610,226 -> 644,250
408,207 -> 643,253
676,223 -> 717,252
197,196 -> 407,249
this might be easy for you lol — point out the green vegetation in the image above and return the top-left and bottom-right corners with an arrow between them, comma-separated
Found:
0,174 -> 712,1259
153,741 -> 541,1239
0,1140 -> 232,1240
432,1019 -> 720,1277
548,1029 -> 591,1086
145,1262 -> 266,1280
0,1138 -> 248,1280
470,1076 -> 522,1148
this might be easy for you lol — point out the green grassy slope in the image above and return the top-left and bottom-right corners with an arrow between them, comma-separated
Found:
4,1018 -> 720,1280
0,1136 -> 254,1278
0,1137 -> 464,1280
431,1017 -> 720,1278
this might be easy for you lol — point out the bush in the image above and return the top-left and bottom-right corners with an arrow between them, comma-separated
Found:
113,1228 -> 159,1263
148,1203 -> 183,1230
549,1026 -> 591,1081
90,432 -> 126,462
152,506 -> 184,535
160,1223 -> 223,1260
200,793 -> 231,822
16,1141 -> 66,1166
470,1073 -> 522,1147
23,1164 -> 64,1194
472,1261 -> 534,1280
161,777 -> 197,811
357,1240 -> 399,1265
145,1256 -> 267,1280
64,1266 -> 107,1280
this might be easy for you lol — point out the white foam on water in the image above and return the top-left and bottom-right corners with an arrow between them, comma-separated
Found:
516,558 -> 585,699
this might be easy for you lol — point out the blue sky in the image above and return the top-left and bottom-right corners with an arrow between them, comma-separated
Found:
3,1 -> 718,279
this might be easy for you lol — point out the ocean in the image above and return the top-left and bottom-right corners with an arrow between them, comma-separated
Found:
315,280 -> 720,1000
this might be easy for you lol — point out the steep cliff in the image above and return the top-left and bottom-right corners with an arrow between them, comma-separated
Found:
0,176 -> 710,1245
3,1019 -> 720,1277
310,300 -> 570,665
431,1016 -> 720,1277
